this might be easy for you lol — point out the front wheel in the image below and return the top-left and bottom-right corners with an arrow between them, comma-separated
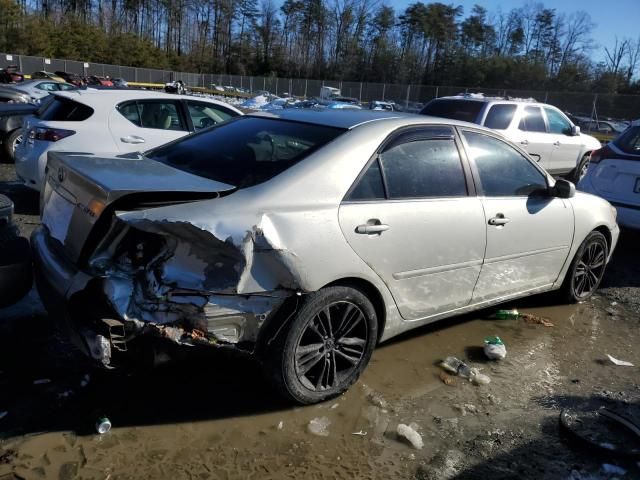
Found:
569,154 -> 590,184
560,231 -> 608,303
263,286 -> 378,404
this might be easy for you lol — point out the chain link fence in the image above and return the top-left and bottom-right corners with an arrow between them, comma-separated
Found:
2,52 -> 639,120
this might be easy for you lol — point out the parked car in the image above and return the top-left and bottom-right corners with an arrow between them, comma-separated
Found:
15,89 -> 242,190
54,71 -> 86,87
32,110 -> 618,404
31,71 -> 66,82
420,94 -> 601,182
0,102 -> 39,161
578,121 -> 640,229
11,79 -> 76,103
112,78 -> 128,88
368,101 -> 397,111
0,194 -> 32,308
0,66 -> 25,83
87,76 -> 114,87
581,120 -> 628,142
0,86 -> 31,104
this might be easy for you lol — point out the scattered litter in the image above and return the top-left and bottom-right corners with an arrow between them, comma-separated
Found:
611,301 -> 618,306
521,313 -> 554,327
307,416 -> 331,437
95,416 -> 112,434
439,371 -> 455,386
351,430 -> 367,436
362,384 -> 388,409
80,374 -> 91,388
33,378 -> 51,385
440,357 -> 490,385
493,309 -> 519,320
397,423 -> 423,449
0,411 -> 7,421
601,464 -> 626,475
606,354 -> 634,367
277,421 -> 284,430
483,336 -> 507,360
330,403 -> 339,410
465,404 -> 478,414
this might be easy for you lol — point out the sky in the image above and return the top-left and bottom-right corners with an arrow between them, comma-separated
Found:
388,0 -> 640,63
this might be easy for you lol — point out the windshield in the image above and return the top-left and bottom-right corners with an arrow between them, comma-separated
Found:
420,99 -> 484,124
147,116 -> 346,188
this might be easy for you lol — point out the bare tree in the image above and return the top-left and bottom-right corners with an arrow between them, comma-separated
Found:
604,36 -> 629,75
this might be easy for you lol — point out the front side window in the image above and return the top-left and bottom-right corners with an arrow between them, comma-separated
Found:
186,101 -> 237,131
463,130 -> 548,196
484,104 -> 517,130
518,106 -> 546,133
147,117 -> 345,188
544,107 -> 572,135
36,82 -> 57,92
380,136 -> 467,199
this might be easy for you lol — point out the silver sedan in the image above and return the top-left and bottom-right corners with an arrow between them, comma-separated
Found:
32,110 -> 619,404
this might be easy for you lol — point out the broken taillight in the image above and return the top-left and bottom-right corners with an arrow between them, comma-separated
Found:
29,127 -> 75,142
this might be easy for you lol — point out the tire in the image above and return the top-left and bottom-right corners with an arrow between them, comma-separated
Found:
263,286 -> 378,404
2,129 -> 23,163
559,231 -> 608,303
569,154 -> 590,184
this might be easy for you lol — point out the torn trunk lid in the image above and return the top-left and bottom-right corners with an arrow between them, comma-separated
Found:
42,151 -> 236,263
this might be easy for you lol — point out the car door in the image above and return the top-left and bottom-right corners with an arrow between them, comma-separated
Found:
512,105 -> 554,170
460,129 -> 574,302
338,126 -> 486,320
109,99 -> 189,153
543,106 -> 583,173
184,100 -> 238,131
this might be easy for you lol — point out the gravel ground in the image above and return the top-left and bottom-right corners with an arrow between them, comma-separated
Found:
0,160 -> 639,480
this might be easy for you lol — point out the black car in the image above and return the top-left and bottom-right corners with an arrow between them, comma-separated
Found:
0,103 -> 38,162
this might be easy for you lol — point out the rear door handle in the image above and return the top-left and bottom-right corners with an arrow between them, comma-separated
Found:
121,135 -> 146,144
488,214 -> 511,226
356,220 -> 390,234
520,140 -> 529,146
553,141 -> 561,146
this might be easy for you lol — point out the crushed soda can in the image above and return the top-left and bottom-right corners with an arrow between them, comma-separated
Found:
96,416 -> 112,434
493,309 -> 519,320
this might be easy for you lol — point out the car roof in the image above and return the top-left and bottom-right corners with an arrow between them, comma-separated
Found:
434,94 -> 539,104
248,108 -> 497,132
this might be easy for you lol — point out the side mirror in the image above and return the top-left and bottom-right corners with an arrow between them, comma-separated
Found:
552,178 -> 575,198
571,125 -> 580,136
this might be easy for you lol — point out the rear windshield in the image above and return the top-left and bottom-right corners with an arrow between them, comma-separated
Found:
420,99 -> 484,124
147,116 -> 346,188
615,126 -> 640,155
37,96 -> 94,121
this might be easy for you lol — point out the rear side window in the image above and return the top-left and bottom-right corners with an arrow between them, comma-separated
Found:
484,104 -> 517,130
117,100 -> 187,131
348,160 -> 386,201
518,106 -> 546,133
147,117 -> 345,188
380,137 -> 467,199
37,97 -> 93,121
420,99 -> 483,124
615,126 -> 640,155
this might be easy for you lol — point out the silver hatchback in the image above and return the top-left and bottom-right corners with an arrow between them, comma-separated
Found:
32,110 -> 619,404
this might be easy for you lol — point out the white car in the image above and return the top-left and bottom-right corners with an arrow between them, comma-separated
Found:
420,94 -> 602,182
15,90 -> 242,191
578,122 -> 640,229
12,79 -> 77,103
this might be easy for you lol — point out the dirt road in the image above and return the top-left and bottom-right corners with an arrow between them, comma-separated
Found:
1,162 -> 639,480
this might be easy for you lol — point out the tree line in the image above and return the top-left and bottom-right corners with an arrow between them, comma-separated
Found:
1,0 -> 639,93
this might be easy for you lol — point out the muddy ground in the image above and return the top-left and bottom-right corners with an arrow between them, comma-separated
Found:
0,161 -> 639,480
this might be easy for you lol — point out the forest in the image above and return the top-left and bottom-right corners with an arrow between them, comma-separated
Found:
1,0 -> 639,93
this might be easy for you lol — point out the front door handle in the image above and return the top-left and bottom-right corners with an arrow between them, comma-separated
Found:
356,220 -> 390,234
121,135 -> 146,144
520,140 -> 529,146
488,213 -> 511,226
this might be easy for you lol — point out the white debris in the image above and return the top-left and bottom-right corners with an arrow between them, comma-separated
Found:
330,403 -> 339,410
351,430 -> 367,436
606,354 -> 634,367
0,411 -> 7,421
277,421 -> 284,430
396,423 -> 423,449
601,463 -> 626,475
484,343 -> 507,360
33,378 -> 51,385
465,404 -> 478,414
307,416 -> 331,437
470,369 -> 491,385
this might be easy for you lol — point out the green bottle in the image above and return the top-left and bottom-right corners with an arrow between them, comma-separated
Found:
494,309 -> 519,320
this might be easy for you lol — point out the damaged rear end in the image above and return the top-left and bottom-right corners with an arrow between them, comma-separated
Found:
34,152 -> 294,367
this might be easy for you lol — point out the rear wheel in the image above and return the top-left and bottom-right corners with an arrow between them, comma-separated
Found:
264,286 -> 378,404
569,154 -> 590,184
560,231 -> 608,303
2,129 -> 23,163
